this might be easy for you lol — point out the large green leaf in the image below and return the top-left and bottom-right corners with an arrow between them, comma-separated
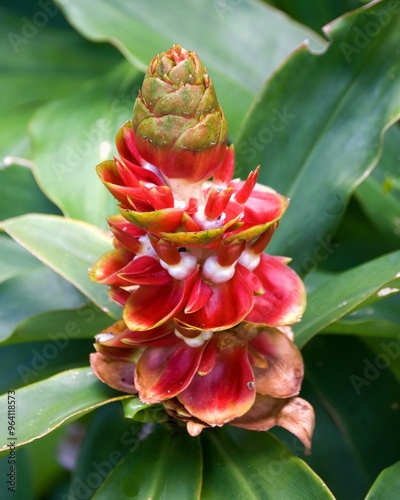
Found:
294,250 -> 400,347
0,340 -> 93,393
2,304 -> 112,345
0,6 -> 121,163
94,426 -> 203,499
322,294 -> 400,337
0,236 -> 86,342
0,367 -> 131,456
266,0 -> 361,33
31,62 -> 143,228
301,335 -> 400,500
355,125 -> 400,244
1,214 -> 121,319
54,0 -> 324,138
365,461 -> 400,499
201,427 -> 334,499
68,403 -> 142,498
236,0 -> 400,270
0,165 -> 60,221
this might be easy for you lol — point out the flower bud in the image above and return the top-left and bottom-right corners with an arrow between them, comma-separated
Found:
132,45 -> 228,183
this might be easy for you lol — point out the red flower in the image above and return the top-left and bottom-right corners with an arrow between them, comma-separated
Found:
91,124 -> 305,331
89,45 -> 314,449
90,320 -> 314,452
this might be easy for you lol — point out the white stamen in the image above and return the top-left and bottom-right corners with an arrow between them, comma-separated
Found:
194,206 -> 226,230
137,235 -> 157,256
95,333 -> 115,343
159,253 -> 197,280
203,255 -> 236,284
238,250 -> 261,271
174,329 -> 213,347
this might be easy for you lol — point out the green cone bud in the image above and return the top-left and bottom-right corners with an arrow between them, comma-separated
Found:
132,45 -> 228,183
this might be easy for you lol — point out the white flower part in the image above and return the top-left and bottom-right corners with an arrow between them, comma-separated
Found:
193,205 -> 226,230
174,329 -> 213,347
159,253 -> 197,280
137,235 -> 157,257
238,249 -> 261,271
95,333 -> 115,343
203,255 -> 236,284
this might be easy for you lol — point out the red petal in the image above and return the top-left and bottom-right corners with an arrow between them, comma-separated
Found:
109,286 -> 129,306
247,254 -> 306,326
197,338 -> 218,375
89,248 -> 134,286
123,270 -> 197,330
233,167 -> 259,204
231,395 -> 315,454
243,187 -> 288,226
178,267 -> 254,330
108,215 -> 145,254
135,341 -> 206,403
249,329 -> 304,398
90,352 -> 137,394
119,256 -> 170,285
178,345 -> 255,426
98,321 -> 175,348
204,188 -> 234,219
185,274 -> 213,313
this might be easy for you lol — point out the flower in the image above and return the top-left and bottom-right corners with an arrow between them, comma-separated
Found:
90,320 -> 315,452
132,44 -> 227,187
90,45 -> 314,449
91,124 -> 306,332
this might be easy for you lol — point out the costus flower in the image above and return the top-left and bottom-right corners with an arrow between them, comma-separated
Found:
90,45 -> 314,448
90,320 -> 315,452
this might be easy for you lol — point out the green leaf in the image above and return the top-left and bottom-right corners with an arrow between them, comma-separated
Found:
1,214 -> 121,319
0,165 -> 60,221
322,294 -> 400,337
201,427 -> 334,499
365,461 -> 400,499
0,367 -> 131,456
294,250 -> 400,347
54,0 -> 324,138
68,403 -> 142,498
301,335 -> 400,499
122,399 -> 167,424
0,236 -> 86,342
236,0 -> 400,270
355,125 -> 400,244
266,0 -> 361,33
94,426 -> 202,499
31,62 -> 143,228
0,340 -> 94,393
2,304 -> 112,345
0,6 -> 121,162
